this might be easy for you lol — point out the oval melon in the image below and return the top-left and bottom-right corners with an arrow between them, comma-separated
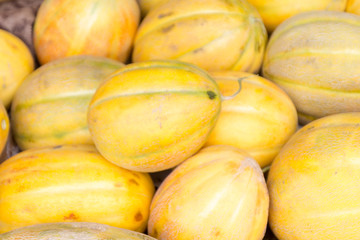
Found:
88,60 -> 221,172
132,0 -> 267,72
268,112 -> 360,240
262,11 -> 360,124
0,29 -> 34,108
11,55 -> 123,150
246,0 -> 346,32
205,71 -> 298,168
0,145 -> 154,233
148,145 -> 269,240
33,0 -> 140,64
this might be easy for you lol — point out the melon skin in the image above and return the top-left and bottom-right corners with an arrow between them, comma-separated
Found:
268,112 -> 360,240
88,60 -> 221,172
137,0 -> 168,16
0,145 -> 155,234
246,0 -> 346,33
11,55 -> 124,150
205,71 -> 298,168
262,10 -> 360,124
346,0 -> 360,14
132,0 -> 267,73
0,222 -> 157,240
0,29 -> 34,108
33,0 -> 140,65
0,103 -> 9,155
148,145 -> 269,240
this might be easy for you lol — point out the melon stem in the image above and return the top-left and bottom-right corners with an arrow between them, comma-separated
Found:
220,77 -> 246,101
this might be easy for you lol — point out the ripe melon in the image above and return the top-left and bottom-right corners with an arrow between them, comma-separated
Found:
148,145 -> 269,240
262,11 -> 360,124
246,0 -> 346,32
11,55 -> 123,150
132,0 -> 267,72
33,0 -> 140,64
268,112 -> 360,239
205,71 -> 298,168
0,29 -> 34,108
88,60 -> 221,172
0,145 -> 154,233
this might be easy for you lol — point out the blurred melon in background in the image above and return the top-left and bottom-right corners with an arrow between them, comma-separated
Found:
246,0 -> 346,33
33,0 -> 140,65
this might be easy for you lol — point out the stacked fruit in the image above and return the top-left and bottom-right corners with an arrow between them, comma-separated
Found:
1,0 -> 360,239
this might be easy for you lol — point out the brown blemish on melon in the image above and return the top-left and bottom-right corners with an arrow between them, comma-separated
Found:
134,211 -> 143,222
153,228 -> 159,237
114,182 -> 123,187
193,48 -> 204,54
158,12 -> 173,18
162,24 -> 175,33
63,212 -> 78,220
129,179 -> 139,186
131,172 -> 140,179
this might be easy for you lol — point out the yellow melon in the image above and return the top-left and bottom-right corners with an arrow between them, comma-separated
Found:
0,29 -> 34,108
88,60 -> 221,172
148,145 -> 269,240
33,0 -> 140,64
0,145 -> 155,233
268,112 -> 360,240
246,0 -> 346,33
262,11 -> 360,124
11,55 -> 123,150
205,71 -> 298,168
132,0 -> 267,72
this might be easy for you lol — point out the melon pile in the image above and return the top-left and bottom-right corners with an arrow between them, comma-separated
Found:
1,0 -> 360,239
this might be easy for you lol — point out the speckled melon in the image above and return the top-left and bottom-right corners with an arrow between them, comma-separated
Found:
33,0 -> 140,64
268,112 -> 360,240
0,222 -> 156,239
11,55 -> 123,150
148,145 -> 269,240
0,145 -> 155,233
88,60 -> 221,172
205,71 -> 298,168
262,11 -> 360,124
132,0 -> 267,72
